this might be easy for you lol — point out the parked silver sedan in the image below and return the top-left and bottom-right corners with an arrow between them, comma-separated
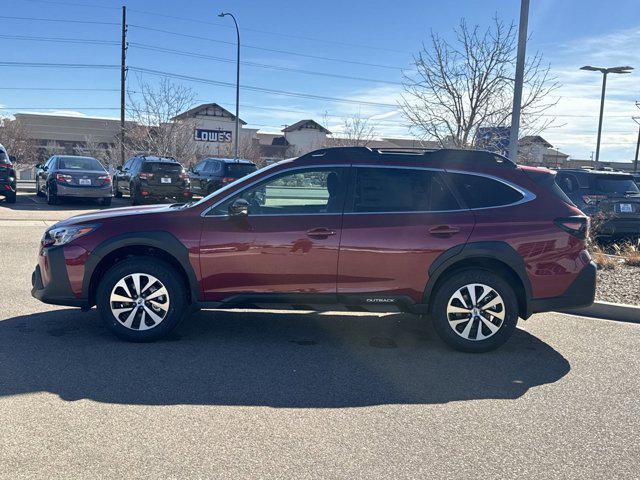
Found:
35,155 -> 113,206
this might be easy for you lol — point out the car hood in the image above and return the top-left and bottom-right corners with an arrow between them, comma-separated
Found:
54,204 -> 179,227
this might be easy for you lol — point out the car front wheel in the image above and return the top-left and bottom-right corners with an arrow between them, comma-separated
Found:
96,257 -> 189,342
430,270 -> 518,353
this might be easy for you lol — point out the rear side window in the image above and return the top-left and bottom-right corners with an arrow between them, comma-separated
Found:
447,173 -> 524,208
142,162 -> 182,173
225,163 -> 257,177
352,168 -> 459,213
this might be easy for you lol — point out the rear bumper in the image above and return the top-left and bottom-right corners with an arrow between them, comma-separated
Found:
0,179 -> 16,193
56,183 -> 112,198
530,261 -> 597,313
596,218 -> 640,236
140,184 -> 191,199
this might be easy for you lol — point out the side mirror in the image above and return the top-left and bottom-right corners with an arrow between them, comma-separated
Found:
228,198 -> 249,217
34,164 -> 42,169
8,156 -> 16,163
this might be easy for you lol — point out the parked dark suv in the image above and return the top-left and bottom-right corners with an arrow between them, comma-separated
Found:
32,147 -> 596,352
113,156 -> 191,205
0,143 -> 17,204
188,158 -> 257,197
556,169 -> 640,237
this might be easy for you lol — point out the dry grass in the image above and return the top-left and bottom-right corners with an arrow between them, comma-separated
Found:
592,251 -> 619,270
613,240 -> 640,267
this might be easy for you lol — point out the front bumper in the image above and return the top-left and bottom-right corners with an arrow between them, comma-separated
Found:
530,260 -> 597,313
31,246 -> 88,308
56,183 -> 112,198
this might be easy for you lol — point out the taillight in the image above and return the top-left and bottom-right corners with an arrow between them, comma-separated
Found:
98,175 -> 111,185
582,194 -> 606,205
139,172 -> 154,180
555,216 -> 589,239
55,173 -> 72,183
179,169 -> 188,180
222,177 -> 235,184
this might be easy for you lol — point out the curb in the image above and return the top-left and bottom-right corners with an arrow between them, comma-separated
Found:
560,301 -> 640,324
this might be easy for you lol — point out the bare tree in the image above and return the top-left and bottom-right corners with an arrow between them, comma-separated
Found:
127,77 -> 198,162
0,117 -> 39,166
400,16 -> 559,149
330,113 -> 378,147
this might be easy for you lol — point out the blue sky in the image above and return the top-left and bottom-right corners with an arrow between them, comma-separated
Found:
1,0 -> 639,161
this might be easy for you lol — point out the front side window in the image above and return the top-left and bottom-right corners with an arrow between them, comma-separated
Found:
204,161 -> 222,173
351,167 -> 459,213
212,167 -> 348,215
447,173 -> 524,208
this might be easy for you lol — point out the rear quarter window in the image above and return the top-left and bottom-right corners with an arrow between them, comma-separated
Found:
447,173 -> 524,208
225,163 -> 257,177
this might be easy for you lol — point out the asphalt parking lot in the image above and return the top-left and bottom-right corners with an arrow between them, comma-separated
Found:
1,191 -> 639,479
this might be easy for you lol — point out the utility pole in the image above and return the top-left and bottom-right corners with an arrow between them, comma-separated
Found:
120,5 -> 127,167
218,12 -> 240,161
508,0 -> 530,164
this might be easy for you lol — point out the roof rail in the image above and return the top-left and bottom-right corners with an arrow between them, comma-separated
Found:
299,146 -> 516,168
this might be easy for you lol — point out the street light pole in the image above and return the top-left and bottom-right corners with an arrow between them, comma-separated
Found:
219,12 -> 240,161
580,65 -> 633,168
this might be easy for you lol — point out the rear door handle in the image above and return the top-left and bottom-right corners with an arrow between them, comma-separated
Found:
307,228 -> 336,239
428,225 -> 460,237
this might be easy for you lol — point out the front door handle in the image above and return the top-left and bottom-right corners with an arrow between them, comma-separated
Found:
307,228 -> 336,239
428,225 -> 460,237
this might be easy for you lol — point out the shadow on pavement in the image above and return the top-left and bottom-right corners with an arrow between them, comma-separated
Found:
0,193 -> 129,211
0,309 -> 570,407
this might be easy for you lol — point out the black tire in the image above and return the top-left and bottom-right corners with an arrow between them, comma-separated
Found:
96,257 -> 189,342
130,184 -> 141,205
101,197 -> 112,206
46,185 -> 59,205
36,180 -> 45,197
5,191 -> 16,204
114,184 -> 122,198
430,269 -> 519,353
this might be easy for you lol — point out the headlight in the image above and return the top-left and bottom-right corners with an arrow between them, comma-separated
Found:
42,224 -> 99,247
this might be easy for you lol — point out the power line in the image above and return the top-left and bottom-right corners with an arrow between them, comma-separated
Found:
0,87 -> 120,92
127,24 -> 404,71
0,15 -> 119,26
0,61 -> 119,69
128,43 -> 402,85
0,34 -> 119,45
128,66 -> 398,108
126,8 -> 407,54
13,1 -> 407,53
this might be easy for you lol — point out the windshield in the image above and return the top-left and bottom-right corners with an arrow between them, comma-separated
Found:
58,156 -> 103,171
188,162 -> 278,208
225,163 -> 257,177
594,176 -> 640,195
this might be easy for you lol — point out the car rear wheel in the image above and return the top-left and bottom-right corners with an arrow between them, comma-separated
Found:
96,257 -> 188,342
101,197 -> 112,206
430,270 -> 518,353
114,185 -> 122,198
5,191 -> 16,204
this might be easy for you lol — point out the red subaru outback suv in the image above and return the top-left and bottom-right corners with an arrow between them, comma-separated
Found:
32,147 -> 596,352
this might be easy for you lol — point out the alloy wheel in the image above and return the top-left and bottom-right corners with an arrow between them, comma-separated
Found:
446,283 -> 505,341
109,273 -> 170,331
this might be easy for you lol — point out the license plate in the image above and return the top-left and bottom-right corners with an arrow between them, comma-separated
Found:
619,203 -> 632,213
161,177 -> 171,184
79,178 -> 91,186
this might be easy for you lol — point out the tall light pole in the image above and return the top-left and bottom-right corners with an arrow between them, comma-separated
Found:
219,11 -> 240,161
580,65 -> 633,168
508,0 -> 530,164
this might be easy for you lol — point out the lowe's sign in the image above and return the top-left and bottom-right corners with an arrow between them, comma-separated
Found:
194,129 -> 232,143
